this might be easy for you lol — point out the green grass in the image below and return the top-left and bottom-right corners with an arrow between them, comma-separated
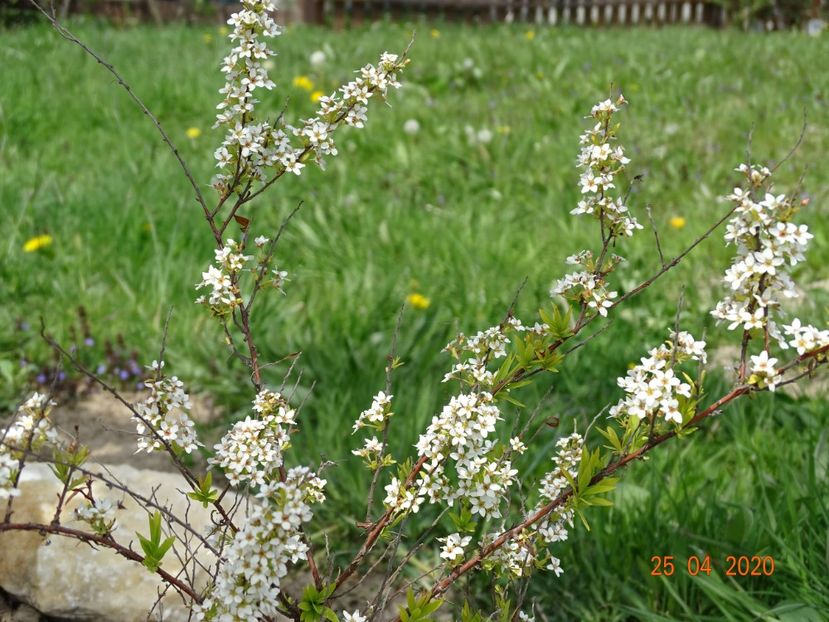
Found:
1,19 -> 828,619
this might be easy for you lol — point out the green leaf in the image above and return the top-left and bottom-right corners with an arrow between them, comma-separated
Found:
136,512 -> 173,573
187,471 -> 219,508
496,391 -> 526,408
583,477 -> 619,496
597,425 -> 623,452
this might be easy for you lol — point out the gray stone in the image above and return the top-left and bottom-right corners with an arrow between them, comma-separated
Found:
0,463 -> 220,622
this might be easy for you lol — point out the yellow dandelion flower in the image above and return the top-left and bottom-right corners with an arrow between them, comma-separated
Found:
407,293 -> 431,310
202,33 -> 214,44
525,30 -> 536,41
669,216 -> 687,230
23,234 -> 53,253
218,25 -> 229,36
186,127 -> 202,139
292,75 -> 314,91
430,28 -> 440,39
310,90 -> 324,103
497,125 -> 511,135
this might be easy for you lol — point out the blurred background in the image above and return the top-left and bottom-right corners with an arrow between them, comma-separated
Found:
1,0 -> 828,618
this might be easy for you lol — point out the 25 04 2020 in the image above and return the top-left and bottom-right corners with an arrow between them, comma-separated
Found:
650,555 -> 776,577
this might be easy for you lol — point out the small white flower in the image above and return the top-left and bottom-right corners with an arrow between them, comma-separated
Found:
439,533 -> 472,563
309,50 -> 326,67
403,118 -> 420,135
476,128 -> 493,144
547,555 -> 564,577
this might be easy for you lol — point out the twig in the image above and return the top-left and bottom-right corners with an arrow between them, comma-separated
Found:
645,205 -> 665,267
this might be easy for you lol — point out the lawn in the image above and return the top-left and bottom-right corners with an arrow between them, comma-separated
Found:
1,18 -> 828,620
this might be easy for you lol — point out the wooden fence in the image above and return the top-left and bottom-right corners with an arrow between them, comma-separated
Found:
301,0 -> 727,27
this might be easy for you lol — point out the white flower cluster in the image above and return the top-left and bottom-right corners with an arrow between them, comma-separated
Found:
2,392 -> 58,452
289,52 -> 404,172
551,251 -> 621,318
385,390 -> 518,519
211,389 -> 296,487
212,0 -> 283,190
134,365 -> 199,455
195,240 -> 250,317
782,319 -> 829,356
442,318 -> 546,389
571,95 -> 641,238
385,320 -> 553,518
550,95 -> 642,317
479,435 -> 582,580
351,435 -> 396,472
609,331 -> 706,424
211,0 -> 406,194
0,452 -> 19,500
74,498 -> 117,534
481,531 -> 538,578
711,164 -> 812,340
342,612 -> 367,622
438,532 -> 472,564
532,433 -> 582,577
553,96 -> 642,319
0,393 -> 58,499
353,391 -> 393,432
195,466 -> 326,622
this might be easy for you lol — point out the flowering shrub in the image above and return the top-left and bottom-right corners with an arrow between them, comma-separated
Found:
2,2 -> 828,621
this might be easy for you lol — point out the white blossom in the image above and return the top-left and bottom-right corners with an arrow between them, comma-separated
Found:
0,393 -> 58,499
309,50 -> 326,67
211,389 -> 295,487
353,391 -> 393,432
749,350 -> 781,392
212,4 -> 406,193
439,533 -> 472,564
572,94 -> 640,238
782,319 -> 829,356
711,165 -> 812,340
74,498 -> 117,533
609,331 -> 706,424
0,452 -> 21,500
133,368 -> 199,455
195,466 -> 325,621
403,118 -> 420,135
195,239 -> 250,316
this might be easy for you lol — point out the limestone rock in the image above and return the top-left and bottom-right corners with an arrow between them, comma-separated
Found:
0,463 -> 219,622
